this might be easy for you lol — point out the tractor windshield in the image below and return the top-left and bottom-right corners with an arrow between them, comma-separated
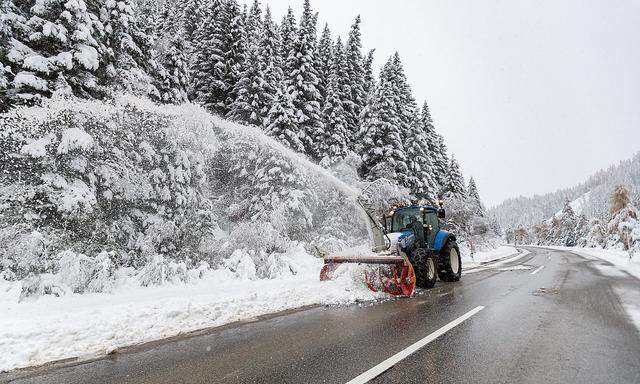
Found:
391,208 -> 423,232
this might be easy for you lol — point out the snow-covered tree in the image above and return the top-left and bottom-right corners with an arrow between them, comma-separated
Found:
189,0 -> 246,115
243,0 -> 262,39
319,37 -> 349,166
2,0 -> 108,105
156,31 -> 190,103
279,7 -> 297,78
444,155 -> 466,199
362,49 -> 376,98
227,0 -> 267,126
359,57 -> 408,186
180,0 -> 209,44
259,6 -> 282,124
99,0 -> 163,99
265,80 -> 304,152
419,101 -> 449,189
189,0 -> 226,110
467,177 -> 486,216
344,15 -> 366,140
221,0 -> 247,113
0,3 -> 14,111
285,0 -> 323,159
315,23 -> 333,104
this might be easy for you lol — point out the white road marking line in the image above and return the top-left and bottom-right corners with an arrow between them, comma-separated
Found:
462,250 -> 531,275
345,306 -> 485,384
531,265 -> 545,275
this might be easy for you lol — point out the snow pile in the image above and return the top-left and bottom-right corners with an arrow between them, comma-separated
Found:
0,245 -> 382,372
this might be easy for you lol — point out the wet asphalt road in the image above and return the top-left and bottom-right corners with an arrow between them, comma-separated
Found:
3,247 -> 640,384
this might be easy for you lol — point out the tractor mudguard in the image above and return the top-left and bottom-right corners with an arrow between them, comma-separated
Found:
434,230 -> 455,251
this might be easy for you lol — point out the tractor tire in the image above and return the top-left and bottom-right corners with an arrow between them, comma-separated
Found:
438,240 -> 462,282
411,248 -> 437,289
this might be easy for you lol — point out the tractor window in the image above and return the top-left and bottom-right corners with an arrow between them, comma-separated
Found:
391,208 -> 423,232
423,212 -> 439,230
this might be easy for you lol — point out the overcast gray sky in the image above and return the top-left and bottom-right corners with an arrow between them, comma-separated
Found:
245,0 -> 640,207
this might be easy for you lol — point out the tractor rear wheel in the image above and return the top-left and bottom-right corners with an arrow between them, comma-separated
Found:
411,248 -> 437,289
438,240 -> 462,282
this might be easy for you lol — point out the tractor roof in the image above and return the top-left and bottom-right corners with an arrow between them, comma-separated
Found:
395,204 -> 438,212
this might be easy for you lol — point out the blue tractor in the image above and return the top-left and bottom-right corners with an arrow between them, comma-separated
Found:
320,202 -> 462,296
383,204 -> 461,289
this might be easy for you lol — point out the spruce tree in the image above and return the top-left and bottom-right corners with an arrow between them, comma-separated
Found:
157,31 -> 190,103
344,15 -> 366,140
189,0 -> 226,111
362,49 -> 376,98
222,0 -> 247,114
227,0 -> 267,125
444,155 -> 466,199
1,0 -> 108,105
279,7 -> 297,78
266,80 -> 304,152
259,7 -> 282,124
316,23 -> 333,104
359,57 -> 408,186
0,4 -> 14,111
320,37 -> 349,166
244,0 -> 262,42
180,0 -> 209,43
285,0 -> 323,159
355,49 -> 376,151
100,0 -> 163,99
419,101 -> 449,189
467,177 -> 486,216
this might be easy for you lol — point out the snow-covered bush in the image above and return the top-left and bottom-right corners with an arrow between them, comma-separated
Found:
0,96 -> 219,287
138,254 -> 190,286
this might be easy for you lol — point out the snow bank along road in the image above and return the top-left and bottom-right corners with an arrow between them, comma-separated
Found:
4,247 -> 640,384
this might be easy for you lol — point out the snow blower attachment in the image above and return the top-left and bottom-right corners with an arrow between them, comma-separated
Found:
320,253 -> 416,296
320,189 -> 462,297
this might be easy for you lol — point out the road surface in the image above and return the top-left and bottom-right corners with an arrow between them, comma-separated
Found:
3,247 -> 640,384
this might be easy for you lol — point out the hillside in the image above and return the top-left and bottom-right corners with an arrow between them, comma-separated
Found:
489,153 -> 640,229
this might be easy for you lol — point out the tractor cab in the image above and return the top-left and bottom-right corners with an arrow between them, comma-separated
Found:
384,205 -> 446,250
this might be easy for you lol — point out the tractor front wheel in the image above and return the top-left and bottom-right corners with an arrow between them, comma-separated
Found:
411,248 -> 437,289
438,240 -> 462,282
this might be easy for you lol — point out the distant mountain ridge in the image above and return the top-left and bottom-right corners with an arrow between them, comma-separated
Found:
490,152 -> 640,229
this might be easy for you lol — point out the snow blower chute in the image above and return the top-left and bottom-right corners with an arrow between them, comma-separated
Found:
320,184 -> 462,297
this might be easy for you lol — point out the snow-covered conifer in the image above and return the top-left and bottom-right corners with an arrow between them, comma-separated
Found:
227,0 -> 267,126
362,49 -> 376,97
279,7 -> 297,78
315,23 -> 333,104
265,81 -> 304,152
467,177 -> 486,216
419,101 -> 449,189
444,155 -> 466,199
285,0 -> 323,159
189,0 -> 246,115
222,0 -> 247,113
260,6 -> 282,124
99,0 -> 163,99
359,57 -> 408,186
189,0 -> 226,111
319,37 -> 349,165
156,31 -> 190,104
2,0 -> 108,105
344,15 -> 366,139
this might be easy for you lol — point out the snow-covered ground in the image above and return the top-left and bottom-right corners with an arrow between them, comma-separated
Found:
0,245 -> 513,372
